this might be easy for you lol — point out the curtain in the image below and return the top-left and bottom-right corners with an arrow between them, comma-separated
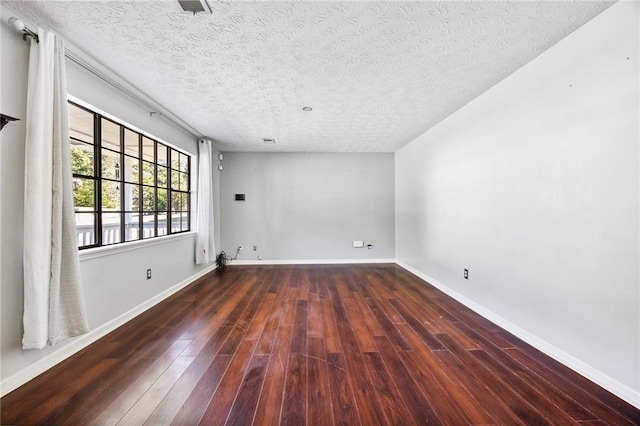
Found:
23,29 -> 89,349
195,139 -> 216,264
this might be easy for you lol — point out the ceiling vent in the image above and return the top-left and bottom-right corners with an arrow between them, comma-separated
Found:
177,0 -> 211,14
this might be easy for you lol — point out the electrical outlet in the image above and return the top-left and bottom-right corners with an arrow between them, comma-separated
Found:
147,269 -> 152,280
464,269 -> 468,280
238,245 -> 243,253
253,245 -> 257,251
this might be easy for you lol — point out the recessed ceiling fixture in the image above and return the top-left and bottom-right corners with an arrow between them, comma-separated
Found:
263,138 -> 276,144
302,106 -> 313,112
177,0 -> 212,14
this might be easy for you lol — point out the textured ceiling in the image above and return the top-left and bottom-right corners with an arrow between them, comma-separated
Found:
4,0 -> 613,152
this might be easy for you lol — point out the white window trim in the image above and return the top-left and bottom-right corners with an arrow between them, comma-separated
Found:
79,231 -> 196,261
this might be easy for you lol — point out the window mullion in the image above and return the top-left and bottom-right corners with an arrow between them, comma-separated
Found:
119,126 -> 126,244
95,114 -> 103,247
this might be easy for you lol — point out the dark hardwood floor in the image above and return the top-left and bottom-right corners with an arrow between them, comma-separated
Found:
1,264 -> 638,425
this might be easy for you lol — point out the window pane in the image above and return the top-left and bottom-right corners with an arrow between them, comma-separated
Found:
142,137 -> 154,162
181,212 -> 189,231
73,177 -> 95,209
157,166 -> 167,188
157,188 -> 167,211
102,213 -> 121,245
102,119 -> 120,152
70,141 -> 94,177
142,186 -> 155,211
124,129 -> 139,157
171,170 -> 180,190
180,172 -> 189,191
142,161 -> 155,186
124,155 -> 139,183
69,104 -> 93,143
75,213 -> 96,246
124,212 -> 140,242
180,153 -> 189,173
157,144 -> 167,166
142,212 -> 156,239
158,212 -> 168,236
171,191 -> 181,211
171,148 -> 180,170
102,181 -> 121,211
171,213 -> 181,233
123,183 -> 140,211
181,193 -> 189,212
101,149 -> 120,180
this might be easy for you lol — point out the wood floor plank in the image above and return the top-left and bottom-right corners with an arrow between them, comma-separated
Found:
373,335 -> 441,424
341,294 -> 378,352
281,286 -> 298,327
181,279 -> 255,356
2,265 -> 638,426
398,350 -> 479,425
253,325 -> 293,426
245,293 -> 277,340
226,354 -> 270,426
331,300 -> 388,425
116,356 -> 194,426
389,298 -> 446,351
394,321 -> 493,424
307,338 -> 334,426
509,346 -> 640,425
199,338 -> 258,425
281,299 -> 308,425
362,351 -> 417,425
471,349 -> 580,424
143,336 -> 235,425
307,298 -> 323,339
3,358 -> 118,425
320,298 -> 343,354
255,275 -> 288,355
352,292 -> 385,337
363,296 -> 412,351
170,354 -> 232,425
435,334 -> 547,425
326,352 -> 361,426
83,339 -> 191,425
433,346 -> 524,424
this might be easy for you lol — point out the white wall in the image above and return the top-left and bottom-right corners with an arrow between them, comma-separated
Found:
0,5 -> 221,392
220,152 -> 395,262
396,1 -> 639,405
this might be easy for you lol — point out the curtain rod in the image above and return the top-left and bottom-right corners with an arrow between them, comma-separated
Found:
7,12 -> 202,140
64,50 -> 202,140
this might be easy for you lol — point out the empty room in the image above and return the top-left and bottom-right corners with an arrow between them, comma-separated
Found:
1,0 -> 639,424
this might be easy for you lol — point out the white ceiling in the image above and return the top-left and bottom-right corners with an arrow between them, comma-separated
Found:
4,0 -> 613,152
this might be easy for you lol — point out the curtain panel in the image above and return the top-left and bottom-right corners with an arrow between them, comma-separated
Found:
22,29 -> 89,349
195,139 -> 216,264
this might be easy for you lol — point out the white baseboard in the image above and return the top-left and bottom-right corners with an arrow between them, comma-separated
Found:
396,260 -> 640,410
0,263 -> 217,397
230,258 -> 396,266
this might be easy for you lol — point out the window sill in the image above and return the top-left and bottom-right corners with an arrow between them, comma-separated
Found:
79,231 -> 196,261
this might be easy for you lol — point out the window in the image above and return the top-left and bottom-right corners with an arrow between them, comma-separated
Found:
69,101 -> 191,249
